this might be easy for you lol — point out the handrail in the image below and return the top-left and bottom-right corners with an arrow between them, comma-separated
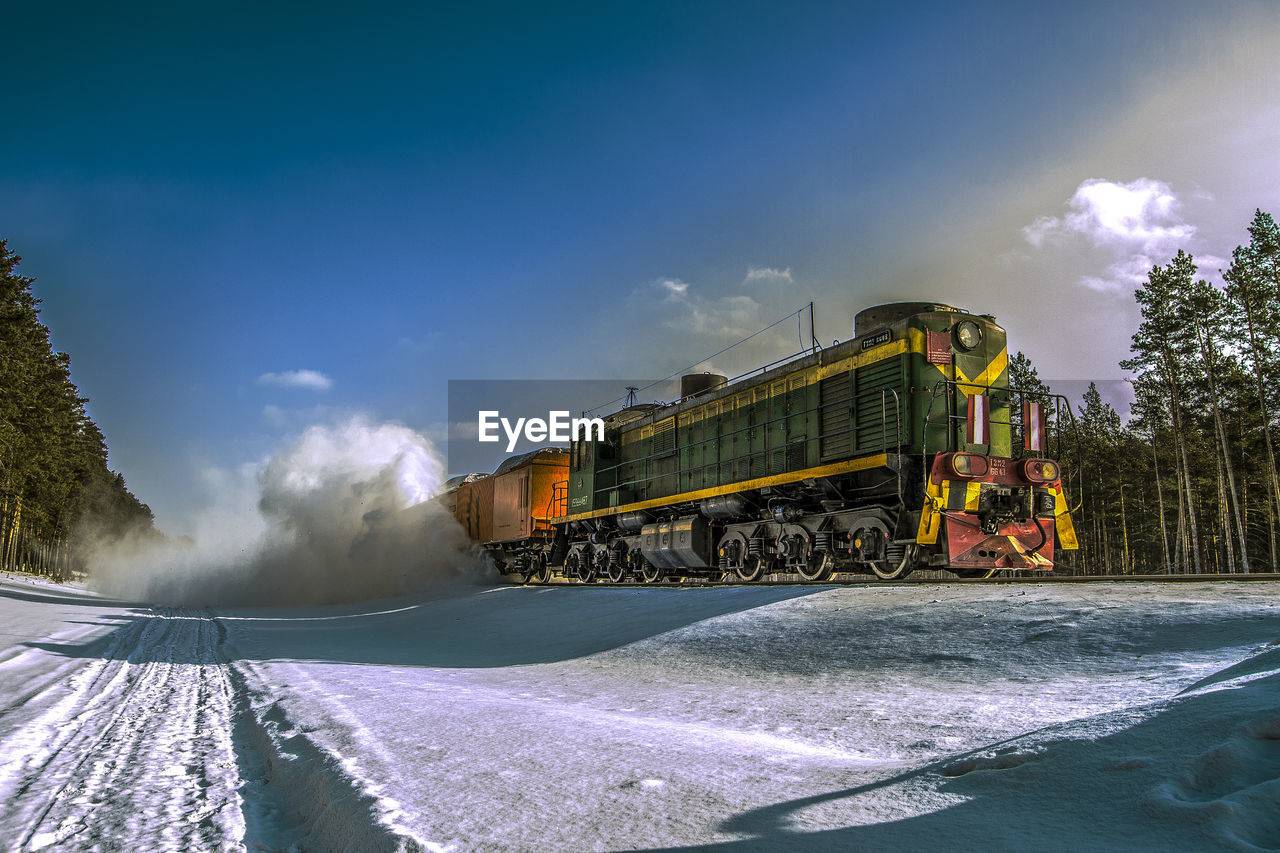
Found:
919,378 -> 1083,513
881,387 -> 903,505
547,480 -> 568,520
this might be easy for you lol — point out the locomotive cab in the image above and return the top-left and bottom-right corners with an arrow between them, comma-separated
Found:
892,304 -> 1078,576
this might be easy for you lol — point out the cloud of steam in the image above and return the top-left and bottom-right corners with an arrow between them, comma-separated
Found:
85,416 -> 488,607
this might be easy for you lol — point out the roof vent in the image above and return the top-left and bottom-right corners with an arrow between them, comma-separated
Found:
680,373 -> 727,400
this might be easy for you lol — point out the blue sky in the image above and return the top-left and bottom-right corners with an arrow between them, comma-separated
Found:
4,1 -> 1279,532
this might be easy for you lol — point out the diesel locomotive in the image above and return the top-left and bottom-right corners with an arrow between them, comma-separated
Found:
440,301 -> 1078,583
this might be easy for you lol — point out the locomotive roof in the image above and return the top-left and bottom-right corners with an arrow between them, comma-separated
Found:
606,303 -> 1000,435
602,403 -> 661,428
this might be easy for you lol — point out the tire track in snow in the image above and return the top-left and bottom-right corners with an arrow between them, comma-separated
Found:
0,607 -> 431,852
0,609 -> 245,851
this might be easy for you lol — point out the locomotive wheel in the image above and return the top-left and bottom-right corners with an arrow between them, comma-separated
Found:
579,562 -> 597,583
798,551 -> 833,582
604,542 -> 629,584
640,561 -> 664,584
593,547 -> 613,582
735,554 -> 766,583
871,544 -> 917,580
533,552 -> 550,584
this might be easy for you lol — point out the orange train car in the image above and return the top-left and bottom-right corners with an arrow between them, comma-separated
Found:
455,475 -> 494,544
491,448 -> 569,542
441,447 -> 569,581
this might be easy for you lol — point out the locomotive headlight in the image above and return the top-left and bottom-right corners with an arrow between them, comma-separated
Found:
955,320 -> 982,351
1020,458 -> 1059,483
949,452 -> 989,478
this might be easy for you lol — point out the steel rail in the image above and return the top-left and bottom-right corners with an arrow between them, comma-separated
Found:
506,572 -> 1280,587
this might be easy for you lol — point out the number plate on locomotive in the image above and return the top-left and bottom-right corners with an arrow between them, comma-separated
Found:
861,329 -> 892,350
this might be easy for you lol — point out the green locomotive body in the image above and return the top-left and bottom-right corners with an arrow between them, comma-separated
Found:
545,301 -> 1077,583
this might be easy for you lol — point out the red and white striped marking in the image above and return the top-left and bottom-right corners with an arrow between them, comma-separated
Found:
1023,401 -> 1046,452
966,393 -> 990,446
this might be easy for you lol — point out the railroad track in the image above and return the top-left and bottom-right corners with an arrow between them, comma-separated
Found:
507,571 -> 1280,588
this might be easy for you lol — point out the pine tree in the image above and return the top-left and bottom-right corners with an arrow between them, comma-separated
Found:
1224,209 -> 1280,570
1186,278 -> 1248,571
1121,250 -> 1203,573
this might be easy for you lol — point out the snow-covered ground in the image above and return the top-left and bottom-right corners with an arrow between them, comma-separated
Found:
3,573 -> 1280,851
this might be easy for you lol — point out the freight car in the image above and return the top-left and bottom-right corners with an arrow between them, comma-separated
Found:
439,448 -> 569,582
447,301 -> 1078,583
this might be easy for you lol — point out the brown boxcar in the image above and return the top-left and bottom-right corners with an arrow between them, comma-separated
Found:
490,447 -> 570,543
435,473 -> 475,517
455,475 -> 494,544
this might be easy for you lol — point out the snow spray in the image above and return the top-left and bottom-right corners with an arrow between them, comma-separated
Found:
83,416 -> 489,606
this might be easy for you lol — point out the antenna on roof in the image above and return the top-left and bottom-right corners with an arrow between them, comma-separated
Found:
625,386 -> 638,407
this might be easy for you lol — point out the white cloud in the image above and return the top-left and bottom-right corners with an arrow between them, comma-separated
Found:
745,265 -> 794,284
257,369 -> 333,391
604,269 -> 812,381
660,278 -> 689,297
649,277 -> 766,339
1023,178 -> 1200,293
1024,178 -> 1195,250
260,403 -> 337,431
1076,253 -> 1165,293
451,419 -> 480,441
396,333 -> 443,355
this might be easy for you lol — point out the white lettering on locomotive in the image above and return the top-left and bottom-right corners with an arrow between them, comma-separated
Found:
478,410 -> 604,452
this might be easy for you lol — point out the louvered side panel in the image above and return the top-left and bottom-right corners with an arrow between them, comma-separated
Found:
853,354 -> 907,451
819,373 -> 852,461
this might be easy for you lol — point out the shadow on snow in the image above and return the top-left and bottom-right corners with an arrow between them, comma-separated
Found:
643,646 -> 1280,853
22,584 -> 824,668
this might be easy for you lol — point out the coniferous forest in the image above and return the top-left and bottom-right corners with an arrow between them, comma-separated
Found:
1021,209 -> 1280,575
1,238 -> 154,578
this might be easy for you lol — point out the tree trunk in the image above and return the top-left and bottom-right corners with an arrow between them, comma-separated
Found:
1239,282 -> 1280,568
1152,427 -> 1172,573
1197,320 -> 1249,571
1164,351 -> 1202,574
1215,451 -> 1235,572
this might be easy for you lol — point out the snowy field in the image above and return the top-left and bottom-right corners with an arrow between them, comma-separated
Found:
3,573 -> 1280,851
